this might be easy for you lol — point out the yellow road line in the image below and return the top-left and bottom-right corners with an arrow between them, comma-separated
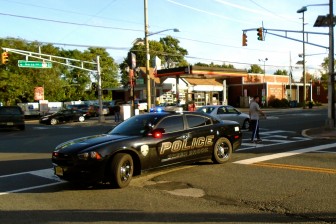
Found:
252,162 -> 336,174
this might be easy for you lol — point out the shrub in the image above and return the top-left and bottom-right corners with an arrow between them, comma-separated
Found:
268,98 -> 289,108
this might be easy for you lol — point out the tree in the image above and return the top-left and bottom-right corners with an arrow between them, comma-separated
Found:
299,72 -> 316,83
119,35 -> 188,87
274,69 -> 288,76
0,37 -> 119,104
248,64 -> 263,73
319,57 -> 336,88
160,36 -> 188,67
194,62 -> 235,69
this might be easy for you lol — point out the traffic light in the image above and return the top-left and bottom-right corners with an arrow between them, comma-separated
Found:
257,27 -> 263,41
1,52 -> 9,64
242,33 -> 247,46
127,52 -> 136,69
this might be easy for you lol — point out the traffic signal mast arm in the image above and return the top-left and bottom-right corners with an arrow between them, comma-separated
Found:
1,47 -> 98,72
242,28 -> 329,49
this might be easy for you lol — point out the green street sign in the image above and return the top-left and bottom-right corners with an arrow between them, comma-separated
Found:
18,60 -> 52,68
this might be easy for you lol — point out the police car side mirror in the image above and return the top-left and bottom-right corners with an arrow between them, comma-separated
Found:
151,128 -> 165,138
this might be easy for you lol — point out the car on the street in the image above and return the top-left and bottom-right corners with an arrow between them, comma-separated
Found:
128,99 -> 148,112
150,102 -> 183,112
196,105 -> 250,129
52,111 -> 242,188
0,106 -> 25,131
39,109 -> 86,125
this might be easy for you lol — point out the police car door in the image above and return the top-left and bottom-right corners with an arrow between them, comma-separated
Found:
154,114 -> 192,166
184,114 -> 214,160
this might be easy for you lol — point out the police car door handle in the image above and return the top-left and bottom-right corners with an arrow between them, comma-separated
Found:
177,134 -> 189,140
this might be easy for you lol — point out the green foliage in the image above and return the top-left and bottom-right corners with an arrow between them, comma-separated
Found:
119,35 -> 188,87
248,64 -> 263,74
274,69 -> 288,76
268,96 -> 289,108
194,62 -> 235,68
319,57 -> 336,89
0,37 -> 119,105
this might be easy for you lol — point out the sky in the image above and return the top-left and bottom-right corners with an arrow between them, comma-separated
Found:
0,0 -> 333,81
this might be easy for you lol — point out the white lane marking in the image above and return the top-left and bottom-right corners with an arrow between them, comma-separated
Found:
0,182 -> 62,196
261,130 -> 296,135
0,168 -> 63,196
30,168 -> 61,181
234,142 -> 336,165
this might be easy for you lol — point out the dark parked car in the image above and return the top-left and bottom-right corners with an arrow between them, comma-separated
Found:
39,109 -> 86,125
0,106 -> 25,130
66,104 -> 94,118
52,111 -> 242,188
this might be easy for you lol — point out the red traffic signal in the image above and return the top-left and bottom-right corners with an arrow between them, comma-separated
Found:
257,27 -> 263,41
1,52 -> 9,64
242,33 -> 248,46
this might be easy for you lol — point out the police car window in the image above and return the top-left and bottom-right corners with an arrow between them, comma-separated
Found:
186,115 -> 211,128
156,116 -> 184,133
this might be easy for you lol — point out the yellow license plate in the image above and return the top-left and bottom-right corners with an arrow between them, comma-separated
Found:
55,166 -> 64,176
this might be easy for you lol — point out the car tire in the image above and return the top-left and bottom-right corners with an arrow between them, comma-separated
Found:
50,118 -> 58,125
212,137 -> 232,164
111,153 -> 133,188
78,116 -> 85,122
243,119 -> 250,130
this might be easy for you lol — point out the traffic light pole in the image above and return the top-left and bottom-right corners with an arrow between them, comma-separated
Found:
1,47 -> 105,123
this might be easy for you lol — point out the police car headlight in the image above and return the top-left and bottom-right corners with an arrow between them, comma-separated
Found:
78,151 -> 102,160
234,126 -> 240,132
157,108 -> 162,112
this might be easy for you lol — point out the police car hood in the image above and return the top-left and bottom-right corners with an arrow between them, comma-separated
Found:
55,134 -> 137,153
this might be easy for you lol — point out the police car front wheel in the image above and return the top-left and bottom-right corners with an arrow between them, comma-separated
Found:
111,153 -> 134,188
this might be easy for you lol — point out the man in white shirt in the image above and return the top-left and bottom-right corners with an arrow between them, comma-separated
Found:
249,96 -> 266,143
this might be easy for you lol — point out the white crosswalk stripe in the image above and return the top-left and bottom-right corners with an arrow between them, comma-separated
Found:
238,129 -> 310,151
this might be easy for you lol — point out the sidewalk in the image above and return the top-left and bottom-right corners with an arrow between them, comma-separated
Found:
302,127 -> 336,140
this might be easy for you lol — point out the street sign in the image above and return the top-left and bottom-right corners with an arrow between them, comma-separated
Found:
18,60 -> 52,68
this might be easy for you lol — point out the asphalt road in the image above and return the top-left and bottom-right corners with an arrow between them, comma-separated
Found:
0,107 -> 335,224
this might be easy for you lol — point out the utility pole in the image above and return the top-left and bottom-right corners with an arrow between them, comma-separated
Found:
96,55 -> 104,122
327,0 -> 335,128
144,0 -> 151,112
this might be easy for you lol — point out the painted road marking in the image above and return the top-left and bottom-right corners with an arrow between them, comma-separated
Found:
238,129 -> 309,151
252,162 -> 336,174
0,168 -> 63,196
234,142 -> 336,165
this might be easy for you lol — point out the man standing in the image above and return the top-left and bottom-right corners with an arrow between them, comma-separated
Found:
249,95 -> 266,143
114,104 -> 121,123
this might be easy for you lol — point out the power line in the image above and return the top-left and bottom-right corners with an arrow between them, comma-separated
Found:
0,12 -> 144,33
1,0 -> 143,26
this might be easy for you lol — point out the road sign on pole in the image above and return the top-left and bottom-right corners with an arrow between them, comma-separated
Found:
18,60 -> 52,68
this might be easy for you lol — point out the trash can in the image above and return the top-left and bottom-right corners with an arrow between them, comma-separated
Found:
308,101 -> 313,109
289,100 -> 297,108
121,104 -> 131,121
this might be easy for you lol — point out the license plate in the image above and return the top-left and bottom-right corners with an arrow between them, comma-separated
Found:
6,122 -> 14,126
55,166 -> 64,176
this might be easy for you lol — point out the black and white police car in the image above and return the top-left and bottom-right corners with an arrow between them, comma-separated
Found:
52,111 -> 242,188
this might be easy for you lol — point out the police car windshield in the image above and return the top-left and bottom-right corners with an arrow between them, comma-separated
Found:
108,114 -> 162,136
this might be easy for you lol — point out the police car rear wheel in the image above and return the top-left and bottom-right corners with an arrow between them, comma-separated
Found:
50,118 -> 58,125
212,137 -> 232,164
111,153 -> 134,188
